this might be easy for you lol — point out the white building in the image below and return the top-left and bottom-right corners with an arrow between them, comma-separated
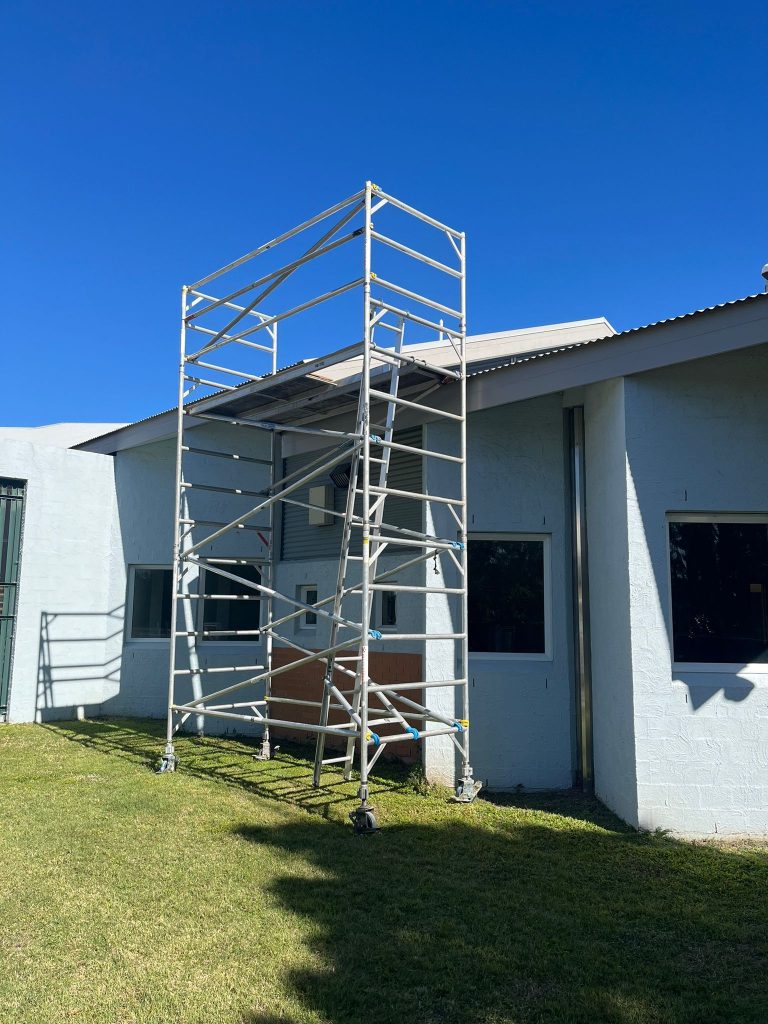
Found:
2,291 -> 768,836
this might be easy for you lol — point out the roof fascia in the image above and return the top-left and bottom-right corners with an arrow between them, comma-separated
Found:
465,295 -> 768,414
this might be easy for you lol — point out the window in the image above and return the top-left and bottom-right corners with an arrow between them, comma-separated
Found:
129,567 -> 173,639
380,590 -> 397,629
669,515 -> 768,665
202,565 -> 261,642
468,534 -> 549,656
297,584 -> 318,629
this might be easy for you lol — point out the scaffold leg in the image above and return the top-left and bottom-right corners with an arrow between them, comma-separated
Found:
312,675 -> 335,785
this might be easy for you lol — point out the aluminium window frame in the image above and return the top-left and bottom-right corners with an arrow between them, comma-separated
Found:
125,564 -> 174,644
295,583 -> 319,633
666,511 -> 768,675
467,531 -> 553,662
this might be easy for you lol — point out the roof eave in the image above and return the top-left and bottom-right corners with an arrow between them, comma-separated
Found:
75,294 -> 768,455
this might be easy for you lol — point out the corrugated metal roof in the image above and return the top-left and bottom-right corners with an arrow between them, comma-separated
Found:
468,292 -> 768,378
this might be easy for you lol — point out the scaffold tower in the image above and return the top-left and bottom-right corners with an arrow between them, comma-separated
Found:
161,182 -> 480,832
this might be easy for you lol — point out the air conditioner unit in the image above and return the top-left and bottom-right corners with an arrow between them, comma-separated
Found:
308,484 -> 334,526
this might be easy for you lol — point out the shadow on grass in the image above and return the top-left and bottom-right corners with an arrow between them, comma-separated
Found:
234,816 -> 768,1024
39,718 -> 768,1022
42,716 -> 413,819
482,786 -> 621,829
43,717 -> 617,828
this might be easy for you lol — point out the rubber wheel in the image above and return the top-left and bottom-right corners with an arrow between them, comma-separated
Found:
351,809 -> 378,835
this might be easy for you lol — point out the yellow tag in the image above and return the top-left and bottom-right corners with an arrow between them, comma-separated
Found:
459,719 -> 469,728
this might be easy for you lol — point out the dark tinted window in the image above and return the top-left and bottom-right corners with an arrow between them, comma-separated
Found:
202,566 -> 261,642
131,568 -> 172,638
381,591 -> 397,628
468,538 -> 546,654
669,520 -> 768,664
304,588 -> 317,626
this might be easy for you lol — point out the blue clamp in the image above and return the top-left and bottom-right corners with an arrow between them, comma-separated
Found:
368,629 -> 382,640
452,721 -> 464,733
450,541 -> 465,550
370,434 -> 383,444
406,726 -> 420,740
367,731 -> 381,745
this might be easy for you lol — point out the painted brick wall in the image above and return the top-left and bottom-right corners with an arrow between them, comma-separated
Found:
0,439 -> 122,723
623,344 -> 768,835
584,379 -> 639,826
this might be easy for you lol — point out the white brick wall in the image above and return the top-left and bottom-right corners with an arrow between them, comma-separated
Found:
0,439 -> 121,723
623,345 -> 768,835
584,379 -> 640,825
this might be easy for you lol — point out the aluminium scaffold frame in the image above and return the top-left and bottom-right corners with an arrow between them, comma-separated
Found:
161,182 -> 480,832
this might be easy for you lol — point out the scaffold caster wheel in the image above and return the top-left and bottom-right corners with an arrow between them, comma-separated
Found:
350,807 -> 378,835
157,753 -> 178,774
454,777 -> 482,803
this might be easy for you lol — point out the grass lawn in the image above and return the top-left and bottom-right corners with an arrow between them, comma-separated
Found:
1,719 -> 767,1024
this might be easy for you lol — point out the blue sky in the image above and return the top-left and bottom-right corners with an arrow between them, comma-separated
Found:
2,1 -> 766,426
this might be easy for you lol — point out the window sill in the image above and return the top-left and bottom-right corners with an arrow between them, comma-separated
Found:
673,662 -> 768,676
469,651 -> 552,662
199,640 -> 263,647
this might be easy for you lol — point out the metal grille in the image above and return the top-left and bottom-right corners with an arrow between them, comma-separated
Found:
0,478 -> 25,718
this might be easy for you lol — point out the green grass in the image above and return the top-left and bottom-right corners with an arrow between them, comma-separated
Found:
1,719 -> 767,1024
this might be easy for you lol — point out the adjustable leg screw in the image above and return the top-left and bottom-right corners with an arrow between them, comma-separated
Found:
157,746 -> 178,774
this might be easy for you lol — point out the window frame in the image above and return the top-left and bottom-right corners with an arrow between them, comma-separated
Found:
125,564 -> 174,643
666,512 -> 768,674
377,585 -> 398,632
296,583 -> 319,633
468,532 -> 552,661
199,566 -> 262,646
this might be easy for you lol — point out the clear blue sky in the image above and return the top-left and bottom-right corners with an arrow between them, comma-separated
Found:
2,1 -> 766,426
